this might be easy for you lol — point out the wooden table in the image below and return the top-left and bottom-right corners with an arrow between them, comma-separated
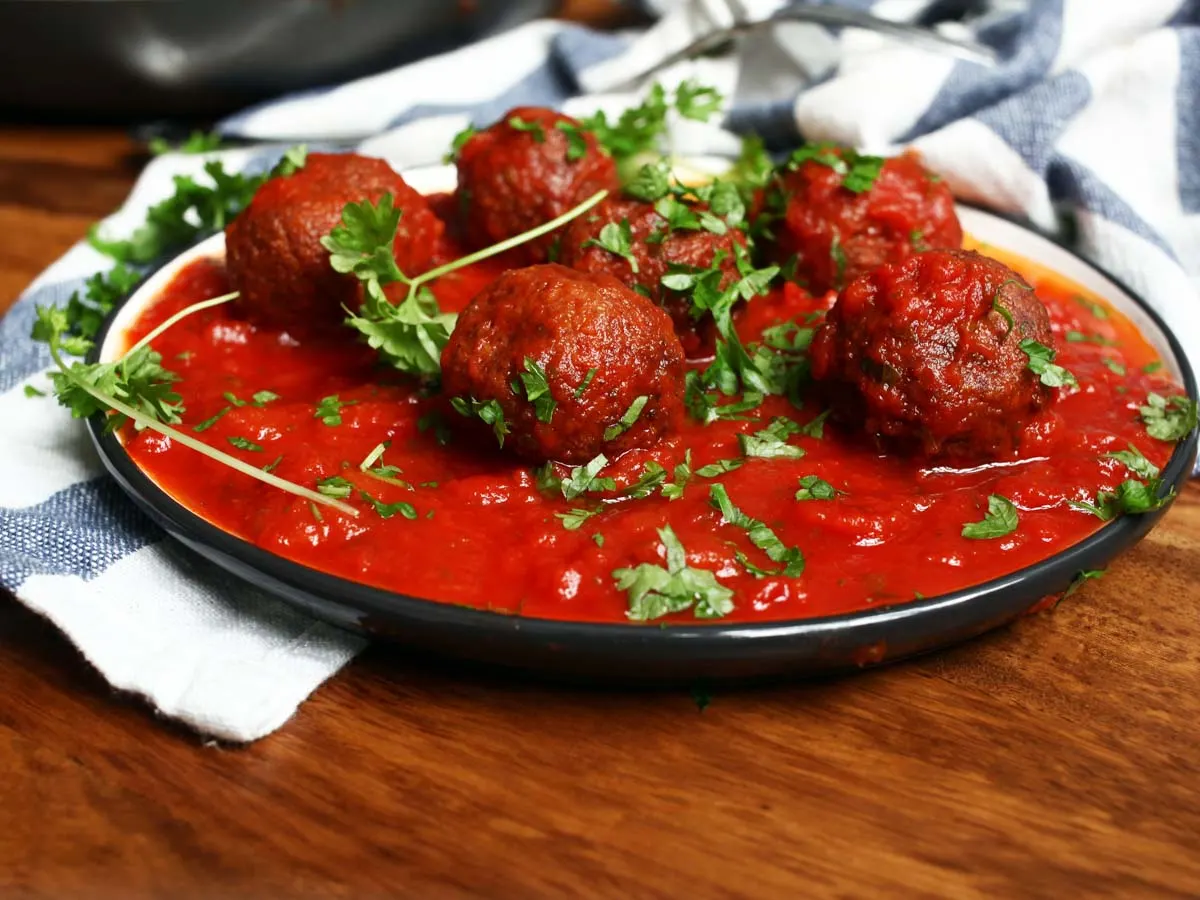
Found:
3,126 -> 1200,900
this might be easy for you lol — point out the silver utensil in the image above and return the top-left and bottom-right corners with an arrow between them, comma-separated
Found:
608,4 -> 999,92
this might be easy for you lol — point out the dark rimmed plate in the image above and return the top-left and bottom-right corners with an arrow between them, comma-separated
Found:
85,166 -> 1199,681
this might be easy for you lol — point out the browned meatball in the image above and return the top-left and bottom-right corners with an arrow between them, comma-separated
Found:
557,197 -> 745,358
226,152 -> 442,332
441,264 -> 686,463
762,148 -> 962,294
810,249 -> 1054,459
455,107 -> 619,265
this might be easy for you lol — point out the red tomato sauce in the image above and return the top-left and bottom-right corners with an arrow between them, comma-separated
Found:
120,228 -> 1182,624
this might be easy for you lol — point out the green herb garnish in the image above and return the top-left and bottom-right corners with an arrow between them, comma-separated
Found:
961,494 -> 1019,540
450,395 -> 510,447
227,436 -> 264,453
709,484 -> 805,578
1139,393 -> 1198,441
1020,339 -> 1078,388
795,475 -> 838,501
603,395 -> 649,442
614,524 -> 734,621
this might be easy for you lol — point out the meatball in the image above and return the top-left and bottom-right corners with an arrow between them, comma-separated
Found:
809,249 -> 1054,459
764,149 -> 962,294
455,107 -> 619,264
441,264 -> 685,463
226,152 -> 442,331
558,197 -> 744,358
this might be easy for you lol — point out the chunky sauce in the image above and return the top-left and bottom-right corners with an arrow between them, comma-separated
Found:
120,228 -> 1181,623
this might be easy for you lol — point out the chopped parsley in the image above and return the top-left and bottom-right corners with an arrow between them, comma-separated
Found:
738,417 -> 805,460
227,436 -> 264,453
661,450 -> 692,501
581,80 -> 724,164
148,129 -> 223,155
1105,443 -> 1160,480
1020,339 -> 1078,389
1142,361 -> 1164,375
961,494 -> 1019,540
623,461 -> 667,499
559,454 -> 617,501
1074,295 -> 1108,319
1101,357 -> 1126,376
556,507 -> 602,531
795,475 -> 838,501
316,475 -> 354,499
192,407 -> 230,432
788,143 -> 886,194
360,490 -> 418,520
450,396 -> 510,447
910,229 -> 929,252
573,368 -> 598,399
1071,479 -> 1173,521
1065,330 -> 1118,347
592,533 -> 605,547
709,484 -> 805,578
695,457 -> 744,478
519,357 -> 557,424
674,79 -> 723,120
603,395 -> 649,442
554,121 -> 589,161
799,410 -> 831,439
761,321 -> 814,353
507,115 -> 545,142
314,394 -> 357,426
624,160 -> 672,202
613,524 -> 734,621
1140,393 -> 1198,441
583,219 -> 639,273
23,384 -> 45,398
444,124 -> 477,163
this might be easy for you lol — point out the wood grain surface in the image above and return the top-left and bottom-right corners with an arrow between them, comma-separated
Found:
2,127 -> 1200,900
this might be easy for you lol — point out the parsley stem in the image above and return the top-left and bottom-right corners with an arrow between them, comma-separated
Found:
47,340 -> 358,517
410,189 -> 609,289
122,291 -> 239,360
358,441 -> 388,470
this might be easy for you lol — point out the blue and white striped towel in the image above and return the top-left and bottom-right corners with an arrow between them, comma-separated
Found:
4,0 -> 1198,742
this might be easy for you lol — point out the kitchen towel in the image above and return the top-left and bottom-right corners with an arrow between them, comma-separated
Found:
3,0 -> 1198,742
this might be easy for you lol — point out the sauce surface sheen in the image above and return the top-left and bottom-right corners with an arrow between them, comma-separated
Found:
120,222 -> 1180,624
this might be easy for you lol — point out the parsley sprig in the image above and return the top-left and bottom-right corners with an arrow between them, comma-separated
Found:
36,297 -> 357,517
89,150 -> 305,265
326,188 -> 608,379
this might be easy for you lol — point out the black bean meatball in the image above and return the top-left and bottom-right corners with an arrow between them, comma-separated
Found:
558,197 -> 745,358
455,107 -> 619,265
226,153 -> 442,332
441,264 -> 686,463
810,249 -> 1055,459
761,149 -> 962,294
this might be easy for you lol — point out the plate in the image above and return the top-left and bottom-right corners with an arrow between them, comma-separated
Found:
85,163 -> 1199,681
